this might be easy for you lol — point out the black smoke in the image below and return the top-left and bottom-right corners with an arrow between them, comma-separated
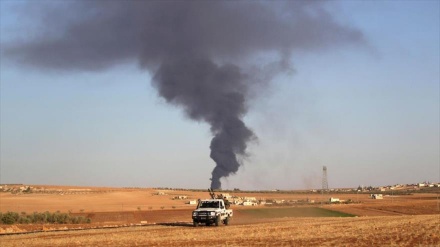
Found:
2,1 -> 364,189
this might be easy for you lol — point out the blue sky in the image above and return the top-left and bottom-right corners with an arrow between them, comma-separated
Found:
0,0 -> 439,190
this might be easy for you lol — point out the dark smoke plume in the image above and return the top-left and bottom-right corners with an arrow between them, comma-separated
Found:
3,1 -> 364,189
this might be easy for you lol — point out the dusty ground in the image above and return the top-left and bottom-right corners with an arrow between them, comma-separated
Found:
1,185 -> 437,215
0,215 -> 438,247
324,194 -> 439,216
0,185 -> 439,246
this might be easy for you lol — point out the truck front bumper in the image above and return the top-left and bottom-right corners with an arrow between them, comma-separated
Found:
192,216 -> 216,223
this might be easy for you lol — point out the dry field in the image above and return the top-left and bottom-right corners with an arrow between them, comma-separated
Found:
1,185 -> 439,246
0,215 -> 438,246
2,185 -> 437,215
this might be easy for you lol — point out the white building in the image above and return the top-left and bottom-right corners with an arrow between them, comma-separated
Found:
220,193 -> 232,199
329,198 -> 340,203
371,194 -> 383,199
242,201 -> 257,206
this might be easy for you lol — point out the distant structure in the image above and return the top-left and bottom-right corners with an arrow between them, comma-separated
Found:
322,166 -> 329,191
321,166 -> 329,205
370,194 -> 383,199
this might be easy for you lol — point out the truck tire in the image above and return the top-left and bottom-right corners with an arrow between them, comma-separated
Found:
224,217 -> 230,225
215,216 -> 220,226
193,221 -> 198,227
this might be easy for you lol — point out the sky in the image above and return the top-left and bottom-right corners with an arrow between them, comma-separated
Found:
0,0 -> 439,190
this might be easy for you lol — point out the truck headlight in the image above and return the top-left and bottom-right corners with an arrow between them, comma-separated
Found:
192,212 -> 198,216
210,212 -> 215,216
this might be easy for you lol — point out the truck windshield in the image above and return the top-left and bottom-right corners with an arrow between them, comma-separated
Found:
199,201 -> 219,208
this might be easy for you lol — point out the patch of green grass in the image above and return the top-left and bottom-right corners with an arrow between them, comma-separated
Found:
239,207 -> 355,218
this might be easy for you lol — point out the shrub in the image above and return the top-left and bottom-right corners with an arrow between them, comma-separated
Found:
0,211 -> 91,225
18,217 -> 31,224
1,212 -> 19,224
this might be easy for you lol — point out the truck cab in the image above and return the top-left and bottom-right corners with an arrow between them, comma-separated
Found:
192,199 -> 233,227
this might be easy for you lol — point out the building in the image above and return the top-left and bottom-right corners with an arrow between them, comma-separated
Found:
329,198 -> 340,203
244,197 -> 257,201
371,194 -> 383,199
220,193 -> 232,199
242,201 -> 257,206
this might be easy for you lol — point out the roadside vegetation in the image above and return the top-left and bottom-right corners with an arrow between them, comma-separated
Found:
0,211 -> 91,225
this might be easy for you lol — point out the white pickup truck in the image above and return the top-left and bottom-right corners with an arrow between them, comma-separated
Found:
192,199 -> 233,227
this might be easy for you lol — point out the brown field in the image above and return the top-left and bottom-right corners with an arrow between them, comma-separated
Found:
1,215 -> 438,246
1,185 -> 439,246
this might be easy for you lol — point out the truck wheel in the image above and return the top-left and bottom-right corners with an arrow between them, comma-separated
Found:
206,222 -> 211,226
193,221 -> 198,227
224,217 -> 230,225
215,216 -> 220,226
